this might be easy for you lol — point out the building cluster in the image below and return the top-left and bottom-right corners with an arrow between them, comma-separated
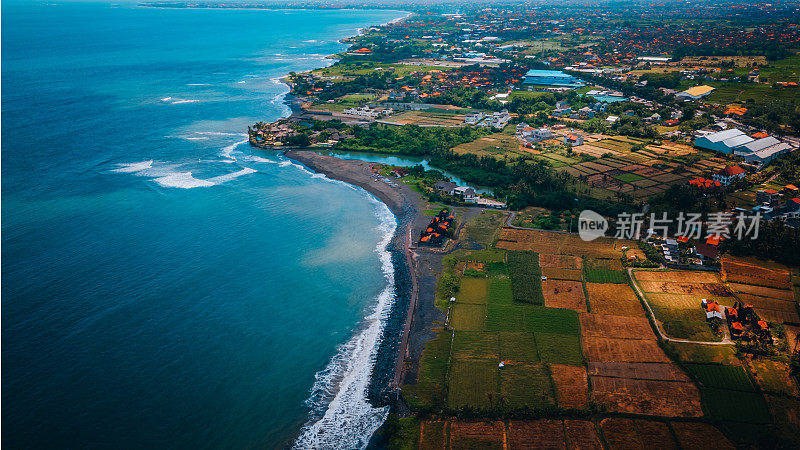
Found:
693,128 -> 795,166
419,209 -> 453,246
720,301 -> 772,341
433,181 -> 507,209
342,105 -> 394,118
464,109 -> 511,129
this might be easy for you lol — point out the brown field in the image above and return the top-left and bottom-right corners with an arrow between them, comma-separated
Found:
551,364 -> 589,410
633,270 -> 719,284
449,421 -> 505,449
670,422 -> 736,450
419,421 -> 447,450
582,337 -> 671,363
728,282 -> 794,301
508,420 -> 564,450
637,281 -> 732,297
735,293 -> 797,312
722,256 -> 791,286
756,308 -> 800,324
539,253 -> 583,269
591,377 -> 703,417
542,267 -> 583,281
464,261 -> 485,272
599,418 -> 639,450
564,420 -> 602,450
543,280 -> 586,311
579,314 -> 654,340
600,419 -> 681,450
496,228 -> 629,258
587,362 -> 689,382
585,283 -> 645,317
645,292 -> 734,310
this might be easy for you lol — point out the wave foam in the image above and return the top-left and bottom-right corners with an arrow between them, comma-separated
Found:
205,167 -> 257,184
293,197 -> 397,450
153,172 -> 215,189
111,160 -> 153,173
220,139 -> 248,159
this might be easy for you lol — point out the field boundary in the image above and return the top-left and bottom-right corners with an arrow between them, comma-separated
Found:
628,268 -> 732,345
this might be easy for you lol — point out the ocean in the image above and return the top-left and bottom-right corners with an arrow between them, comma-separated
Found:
1,2 -> 407,448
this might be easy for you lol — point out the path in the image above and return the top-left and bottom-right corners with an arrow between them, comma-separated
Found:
627,268 -> 732,345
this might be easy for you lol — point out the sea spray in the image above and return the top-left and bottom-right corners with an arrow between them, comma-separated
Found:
293,195 -> 397,450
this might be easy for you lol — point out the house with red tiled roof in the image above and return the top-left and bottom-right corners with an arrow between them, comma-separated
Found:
712,165 -> 746,186
688,178 -> 721,189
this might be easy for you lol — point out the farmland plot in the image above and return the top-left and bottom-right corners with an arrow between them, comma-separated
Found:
542,280 -> 587,311
508,420 -> 565,449
539,253 -> 582,269
541,267 -> 583,281
564,420 -> 602,450
600,418 -> 679,450
550,364 -> 589,410
670,422 -> 735,450
585,283 -> 645,317
701,388 -> 771,423
419,421 -> 447,450
728,282 -> 794,301
746,359 -> 799,396
582,337 -> 671,363
579,314 -> 654,340
500,364 -> 555,409
683,363 -> 755,391
507,251 -> 544,305
587,362 -> 689,382
591,377 -> 703,417
449,421 -> 505,450
458,277 -> 489,304
637,280 -> 732,297
634,270 -> 719,283
448,359 -> 498,409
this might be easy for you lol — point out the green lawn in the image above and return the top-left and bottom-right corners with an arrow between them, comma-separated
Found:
523,306 -> 581,335
500,364 -> 555,409
534,332 -> 583,366
448,359 -> 499,409
458,277 -> 489,304
614,173 -> 645,183
508,251 -> 545,305
684,364 -> 755,391
701,388 -> 771,423
583,268 -> 628,284
498,332 -> 540,362
451,303 -> 486,331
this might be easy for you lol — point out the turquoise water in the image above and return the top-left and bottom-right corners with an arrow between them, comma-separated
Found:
2,2 -> 406,448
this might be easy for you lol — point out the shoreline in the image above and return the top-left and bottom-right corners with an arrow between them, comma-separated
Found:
284,150 -> 429,397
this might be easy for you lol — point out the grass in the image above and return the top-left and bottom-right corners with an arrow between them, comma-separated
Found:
464,211 -> 507,248
486,304 -> 525,331
614,173 -> 645,183
402,331 -> 450,408
701,388 -> 771,423
451,304 -> 486,331
499,364 -> 555,409
508,251 -> 545,305
458,278 -> 489,304
684,364 -> 755,392
660,319 -> 722,342
523,306 -> 580,335
583,268 -> 627,283
534,333 -> 583,366
448,359 -> 498,409
498,332 -> 540,362
663,342 -> 740,365
488,279 -> 513,305
452,331 -> 499,360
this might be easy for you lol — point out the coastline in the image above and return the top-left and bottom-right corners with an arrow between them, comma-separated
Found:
284,150 -> 430,396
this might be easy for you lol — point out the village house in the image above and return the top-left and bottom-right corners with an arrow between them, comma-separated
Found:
433,181 -> 457,196
756,189 -> 782,207
712,165 -> 746,186
563,134 -> 584,146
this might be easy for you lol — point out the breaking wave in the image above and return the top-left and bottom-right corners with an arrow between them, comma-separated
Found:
293,195 -> 397,450
111,160 -> 153,173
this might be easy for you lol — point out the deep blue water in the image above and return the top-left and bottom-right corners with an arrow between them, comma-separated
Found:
2,2 -> 406,448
